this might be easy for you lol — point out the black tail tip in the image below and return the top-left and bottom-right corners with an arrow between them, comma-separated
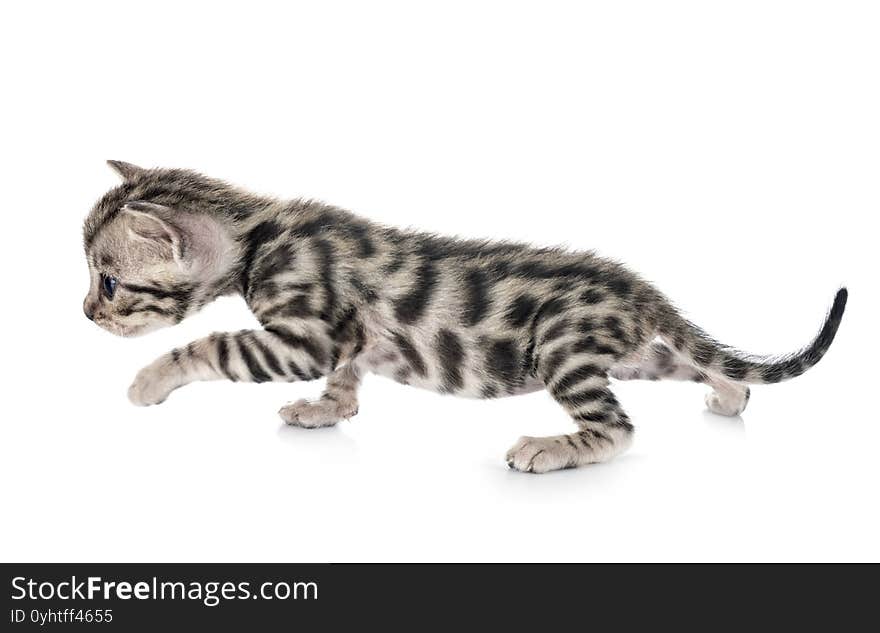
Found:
832,287 -> 848,321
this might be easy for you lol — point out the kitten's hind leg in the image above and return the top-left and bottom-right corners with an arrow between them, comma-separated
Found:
507,357 -> 634,473
610,340 -> 703,382
610,340 -> 749,417
279,363 -> 362,428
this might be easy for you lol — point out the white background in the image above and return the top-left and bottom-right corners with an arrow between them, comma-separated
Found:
1,1 -> 877,562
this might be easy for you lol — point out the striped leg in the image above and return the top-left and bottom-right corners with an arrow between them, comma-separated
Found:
127,327 -> 331,406
506,356 -> 634,473
279,362 -> 362,428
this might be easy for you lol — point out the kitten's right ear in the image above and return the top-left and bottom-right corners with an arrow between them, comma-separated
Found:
107,160 -> 145,181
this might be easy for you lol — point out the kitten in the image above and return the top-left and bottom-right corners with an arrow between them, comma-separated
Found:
83,161 -> 847,473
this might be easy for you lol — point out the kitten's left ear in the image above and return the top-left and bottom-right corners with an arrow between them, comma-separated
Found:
121,201 -> 187,266
120,201 -> 230,276
107,160 -> 145,181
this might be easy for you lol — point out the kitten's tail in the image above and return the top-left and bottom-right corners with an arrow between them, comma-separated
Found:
660,288 -> 847,384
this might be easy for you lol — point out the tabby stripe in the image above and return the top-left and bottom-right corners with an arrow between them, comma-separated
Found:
215,335 -> 237,381
539,347 -> 570,382
394,258 -> 438,324
120,283 -> 193,304
580,429 -> 612,444
236,336 -> 272,383
579,288 -> 605,305
249,333 -> 284,377
573,411 -> 610,424
436,329 -> 465,392
539,320 -> 570,345
340,221 -> 375,258
264,325 -> 327,367
554,388 -> 608,408
259,295 -> 313,322
552,364 -> 604,394
722,356 -> 749,380
287,361 -> 309,381
392,332 -> 427,378
505,294 -> 538,328
312,239 -> 338,320
239,220 -> 284,298
462,269 -> 491,327
485,338 -> 520,391
352,323 -> 366,357
250,242 -> 296,291
572,336 -> 619,357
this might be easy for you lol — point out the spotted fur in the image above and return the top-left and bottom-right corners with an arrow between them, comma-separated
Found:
83,161 -> 848,473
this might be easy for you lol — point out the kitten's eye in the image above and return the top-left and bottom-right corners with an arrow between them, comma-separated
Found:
102,275 -> 118,299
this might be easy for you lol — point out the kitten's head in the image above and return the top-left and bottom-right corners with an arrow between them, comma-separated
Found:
82,161 -> 234,337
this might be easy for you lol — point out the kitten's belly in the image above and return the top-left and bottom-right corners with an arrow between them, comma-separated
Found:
358,338 -> 543,399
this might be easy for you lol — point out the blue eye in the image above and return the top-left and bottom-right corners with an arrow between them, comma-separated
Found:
102,275 -> 118,299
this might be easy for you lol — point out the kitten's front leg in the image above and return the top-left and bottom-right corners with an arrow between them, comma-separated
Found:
128,351 -> 189,406
279,362 -> 363,427
127,327 -> 330,406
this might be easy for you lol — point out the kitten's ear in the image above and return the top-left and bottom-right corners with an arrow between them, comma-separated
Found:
120,201 -> 187,265
120,201 -> 231,276
107,160 -> 145,181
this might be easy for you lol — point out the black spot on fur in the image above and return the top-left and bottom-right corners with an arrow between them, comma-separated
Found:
393,332 -> 427,378
722,356 -> 749,381
692,340 -> 717,366
394,257 -> 438,324
579,288 -> 605,305
604,275 -> 631,297
603,315 -> 626,342
311,239 -> 338,320
436,329 -> 465,392
578,317 -> 596,334
339,221 -> 375,258
505,294 -> 538,328
462,268 -> 491,327
485,338 -> 520,391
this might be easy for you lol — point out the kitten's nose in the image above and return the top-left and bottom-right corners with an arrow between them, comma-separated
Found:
83,300 -> 95,321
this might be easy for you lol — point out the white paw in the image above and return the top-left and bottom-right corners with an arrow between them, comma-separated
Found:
705,388 -> 749,417
128,357 -> 180,406
278,397 -> 357,428
505,436 -> 575,474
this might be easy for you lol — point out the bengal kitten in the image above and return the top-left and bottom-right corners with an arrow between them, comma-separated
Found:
82,161 -> 847,473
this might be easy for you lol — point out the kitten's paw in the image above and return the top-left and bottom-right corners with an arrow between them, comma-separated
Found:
128,357 -> 180,406
505,436 -> 574,474
279,397 -> 358,428
705,387 -> 750,417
